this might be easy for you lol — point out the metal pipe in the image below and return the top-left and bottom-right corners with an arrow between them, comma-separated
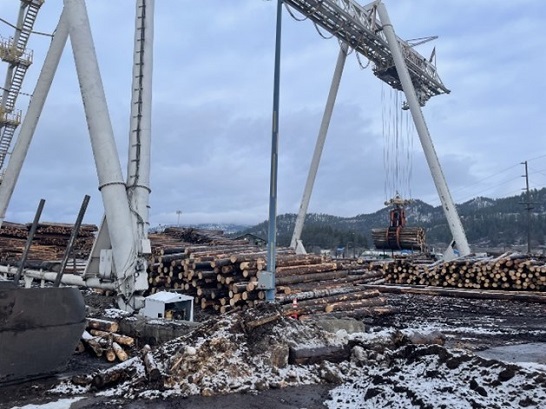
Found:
264,0 -> 283,302
14,198 -> 45,283
54,194 -> 90,287
376,3 -> 470,257
0,265 -> 116,290
64,0 -> 138,284
0,9 -> 69,228
290,43 -> 348,249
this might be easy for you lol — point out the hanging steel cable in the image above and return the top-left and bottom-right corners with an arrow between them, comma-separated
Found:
382,85 -> 415,202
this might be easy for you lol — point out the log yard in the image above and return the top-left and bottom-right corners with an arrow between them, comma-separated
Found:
0,1 -> 545,409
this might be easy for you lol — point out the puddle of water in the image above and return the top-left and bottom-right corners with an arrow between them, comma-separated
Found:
476,342 -> 546,365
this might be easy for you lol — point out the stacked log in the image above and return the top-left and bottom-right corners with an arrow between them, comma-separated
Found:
147,228 -> 389,319
0,221 -> 97,266
383,252 -> 546,292
372,226 -> 426,251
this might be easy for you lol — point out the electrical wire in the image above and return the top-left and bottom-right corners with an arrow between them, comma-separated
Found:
313,21 -> 334,39
0,16 -> 53,38
356,51 -> 371,69
528,154 -> 546,162
284,2 -> 308,22
0,86 -> 32,98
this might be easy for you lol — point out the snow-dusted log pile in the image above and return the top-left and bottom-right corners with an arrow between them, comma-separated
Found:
384,252 -> 546,292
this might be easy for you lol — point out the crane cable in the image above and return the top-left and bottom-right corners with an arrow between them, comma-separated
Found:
382,84 -> 414,202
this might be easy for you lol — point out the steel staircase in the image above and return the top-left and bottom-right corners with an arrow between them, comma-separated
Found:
0,0 -> 43,169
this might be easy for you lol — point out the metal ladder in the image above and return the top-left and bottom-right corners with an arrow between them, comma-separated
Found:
0,0 -> 43,169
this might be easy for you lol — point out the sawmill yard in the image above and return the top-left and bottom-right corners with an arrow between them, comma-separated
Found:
2,227 -> 546,408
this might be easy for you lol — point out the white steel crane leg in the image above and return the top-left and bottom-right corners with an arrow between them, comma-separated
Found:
63,0 -> 147,304
0,9 -> 69,228
290,43 -> 348,251
127,0 -> 154,247
376,3 -> 471,258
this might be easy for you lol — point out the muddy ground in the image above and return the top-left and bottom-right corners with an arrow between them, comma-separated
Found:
2,292 -> 546,409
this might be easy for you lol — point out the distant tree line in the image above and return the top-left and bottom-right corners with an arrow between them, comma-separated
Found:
239,188 -> 546,251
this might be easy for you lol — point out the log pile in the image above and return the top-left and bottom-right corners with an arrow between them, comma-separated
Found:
0,221 -> 97,265
383,252 -> 546,292
80,318 -> 135,363
148,228 -> 392,319
73,343 -> 159,389
372,226 -> 426,251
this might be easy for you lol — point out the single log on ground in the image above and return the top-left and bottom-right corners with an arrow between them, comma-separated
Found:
275,262 -> 339,276
324,296 -> 386,313
288,344 -> 350,365
274,254 -> 325,268
276,270 -> 348,286
81,330 -> 104,357
276,286 -> 365,303
91,356 -> 140,389
244,312 -> 281,330
141,344 -> 161,382
112,342 -> 129,362
87,318 -> 119,333
302,305 -> 398,320
89,329 -> 135,347
104,347 -> 116,362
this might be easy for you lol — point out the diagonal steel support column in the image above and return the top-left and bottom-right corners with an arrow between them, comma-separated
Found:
376,3 -> 470,257
290,42 -> 348,250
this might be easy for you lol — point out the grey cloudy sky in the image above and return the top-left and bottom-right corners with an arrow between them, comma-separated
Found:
0,0 -> 545,228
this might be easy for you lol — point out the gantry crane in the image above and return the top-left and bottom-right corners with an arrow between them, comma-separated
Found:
284,0 -> 470,259
0,0 -> 43,170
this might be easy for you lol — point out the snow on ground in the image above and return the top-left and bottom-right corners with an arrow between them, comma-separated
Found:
11,397 -> 84,409
325,343 -> 546,408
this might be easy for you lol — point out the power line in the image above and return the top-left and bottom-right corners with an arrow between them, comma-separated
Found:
0,16 -> 53,38
528,153 -> 546,162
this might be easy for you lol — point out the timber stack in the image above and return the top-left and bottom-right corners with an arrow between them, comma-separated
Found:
148,227 -> 391,319
383,252 -> 546,291
0,221 -> 97,265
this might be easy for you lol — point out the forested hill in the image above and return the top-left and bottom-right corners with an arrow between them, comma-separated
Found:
238,188 -> 546,250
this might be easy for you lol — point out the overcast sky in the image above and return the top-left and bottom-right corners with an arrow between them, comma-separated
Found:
0,0 -> 544,228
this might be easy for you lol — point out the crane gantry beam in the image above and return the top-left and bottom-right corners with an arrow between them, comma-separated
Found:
284,0 -> 449,106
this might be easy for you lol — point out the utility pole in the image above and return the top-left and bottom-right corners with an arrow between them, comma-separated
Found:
176,210 -> 182,226
521,161 -> 532,253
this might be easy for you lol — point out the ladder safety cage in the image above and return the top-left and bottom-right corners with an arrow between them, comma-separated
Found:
0,0 -> 44,169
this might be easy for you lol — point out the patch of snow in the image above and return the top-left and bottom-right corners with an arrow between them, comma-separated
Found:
12,397 -> 84,409
103,308 -> 132,320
